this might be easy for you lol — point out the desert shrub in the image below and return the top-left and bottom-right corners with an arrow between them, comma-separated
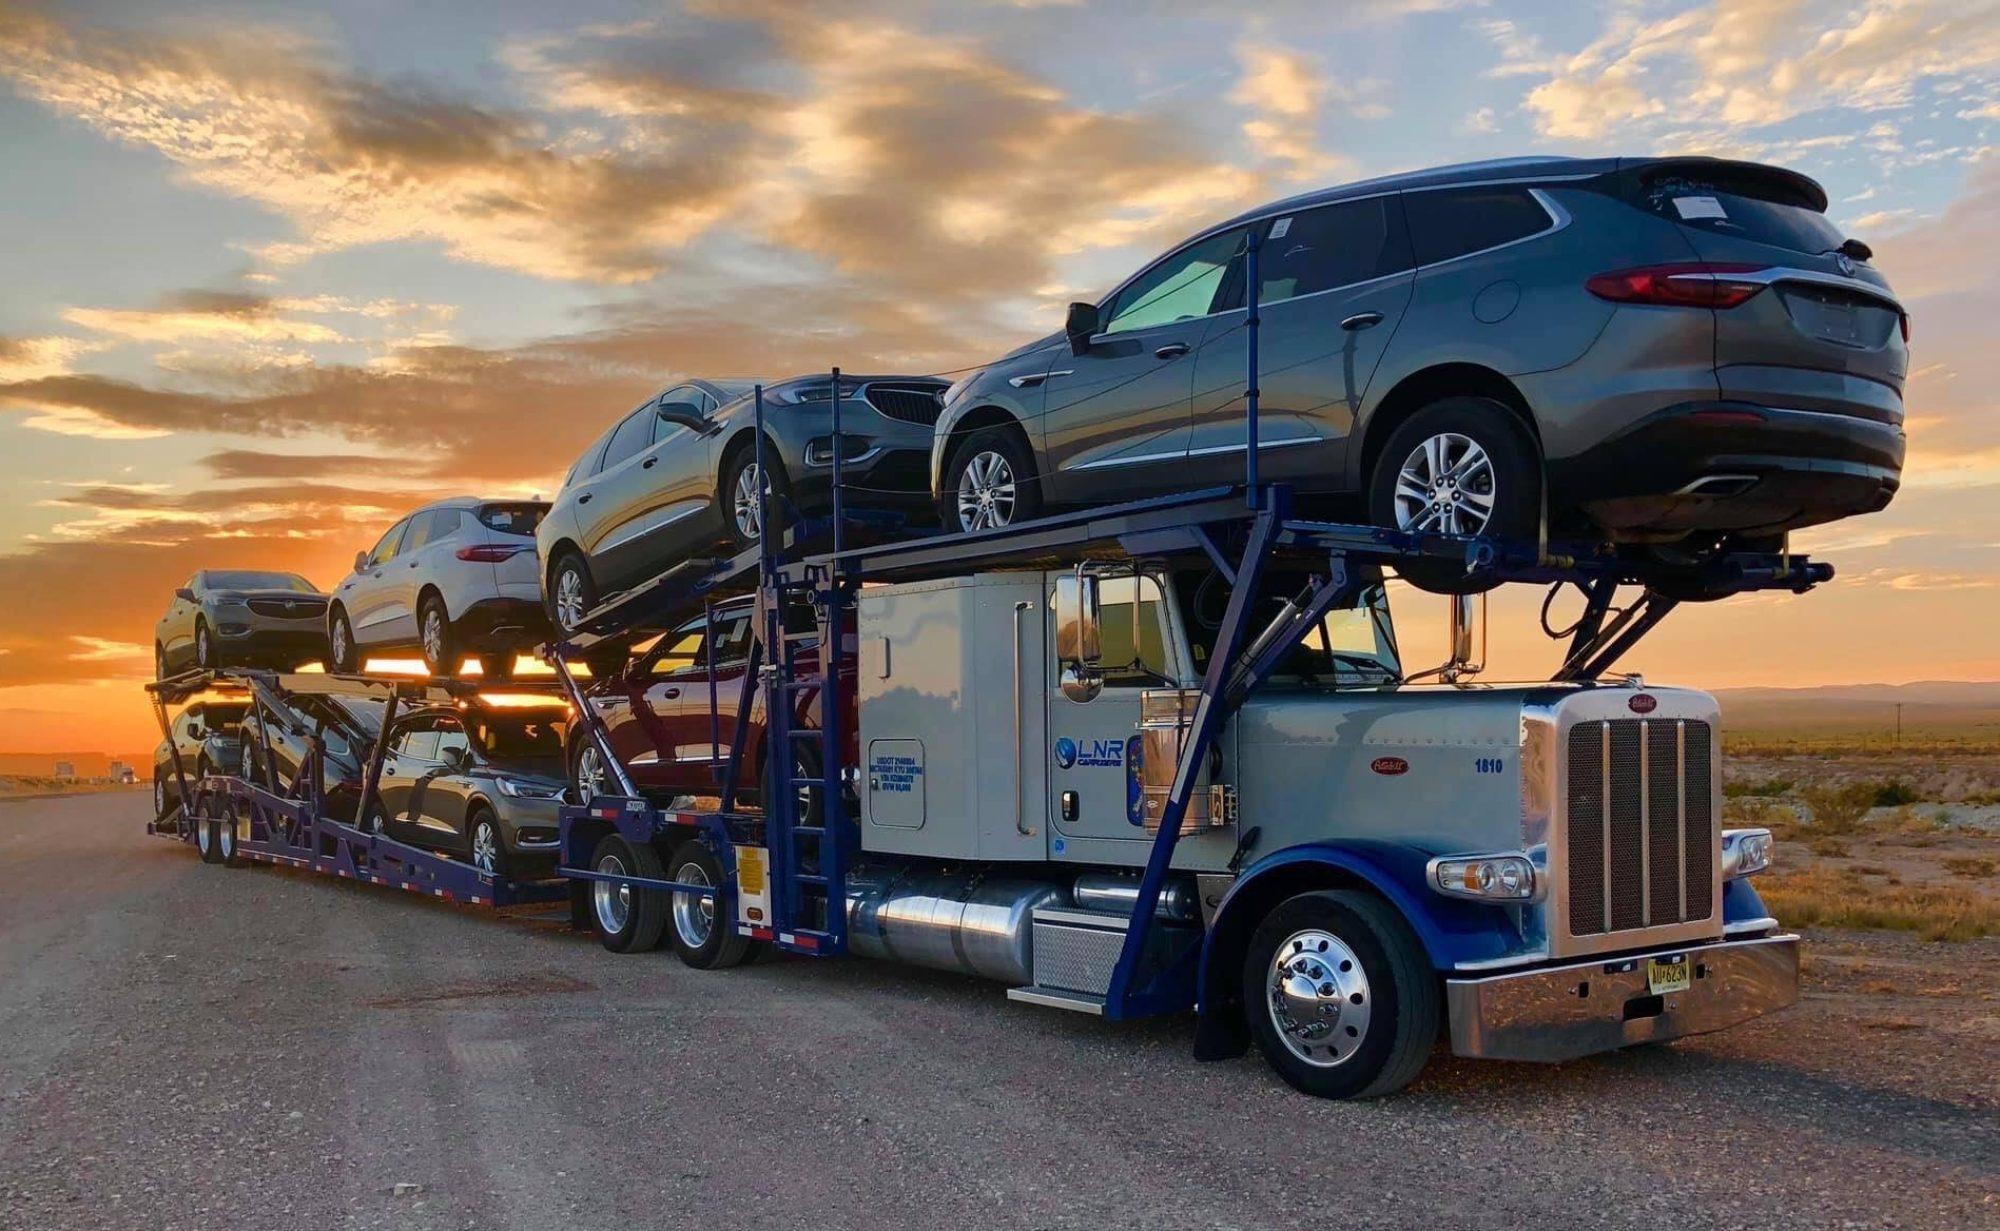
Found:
1943,856 -> 1997,879
1801,781 -> 1877,834
1870,779 -> 1924,807
1725,777 -> 1793,799
1807,836 -> 1850,859
1758,866 -> 2000,942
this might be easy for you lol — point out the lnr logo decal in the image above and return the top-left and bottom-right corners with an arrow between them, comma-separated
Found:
1054,737 -> 1124,769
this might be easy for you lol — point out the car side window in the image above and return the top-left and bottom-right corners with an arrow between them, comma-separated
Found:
600,409 -> 656,472
403,510 -> 439,554
1100,228 -> 1247,336
433,721 -> 470,765
646,617 -> 711,677
1051,574 -> 1172,687
709,611 -> 754,665
1402,186 -> 1554,266
394,727 -> 439,761
1254,196 -> 1414,303
368,519 -> 410,567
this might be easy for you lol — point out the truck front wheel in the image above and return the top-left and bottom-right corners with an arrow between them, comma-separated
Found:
1242,889 -> 1440,1100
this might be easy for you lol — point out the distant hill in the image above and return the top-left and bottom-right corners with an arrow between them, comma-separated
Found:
1713,682 -> 2000,736
0,751 -> 153,777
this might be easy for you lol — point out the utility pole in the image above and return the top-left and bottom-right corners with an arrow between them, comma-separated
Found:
1894,702 -> 1903,746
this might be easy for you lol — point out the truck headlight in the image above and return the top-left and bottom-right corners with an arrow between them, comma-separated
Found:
1722,828 -> 1774,879
1428,853 -> 1536,902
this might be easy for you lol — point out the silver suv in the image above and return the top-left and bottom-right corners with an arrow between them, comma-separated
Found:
328,497 -> 549,678
933,156 -> 1906,579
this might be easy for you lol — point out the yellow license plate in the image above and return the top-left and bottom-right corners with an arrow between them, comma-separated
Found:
1647,955 -> 1691,995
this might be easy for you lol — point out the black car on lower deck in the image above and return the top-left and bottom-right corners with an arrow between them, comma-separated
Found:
537,374 -> 946,637
238,689 -> 385,822
153,699 -> 247,818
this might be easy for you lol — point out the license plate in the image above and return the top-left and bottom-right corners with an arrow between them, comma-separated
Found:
1647,955 -> 1691,996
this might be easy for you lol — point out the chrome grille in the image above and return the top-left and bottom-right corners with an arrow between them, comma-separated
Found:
248,598 -> 325,619
864,383 -> 944,427
1566,718 -> 1714,937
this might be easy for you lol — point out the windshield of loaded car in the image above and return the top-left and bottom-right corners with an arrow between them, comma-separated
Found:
469,712 -> 567,765
207,571 -> 314,592
199,703 -> 249,731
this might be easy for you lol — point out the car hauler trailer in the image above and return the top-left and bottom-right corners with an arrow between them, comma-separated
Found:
146,669 -> 570,911
545,360 -> 1815,1099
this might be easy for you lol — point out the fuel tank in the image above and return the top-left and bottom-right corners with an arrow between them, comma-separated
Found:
844,863 -> 1069,984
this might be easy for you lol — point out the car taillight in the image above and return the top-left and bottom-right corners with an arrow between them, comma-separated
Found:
456,544 -> 529,562
1586,262 -> 1770,309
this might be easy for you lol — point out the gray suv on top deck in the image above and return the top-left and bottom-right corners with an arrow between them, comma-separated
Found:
538,374 -> 946,635
932,156 -> 1907,581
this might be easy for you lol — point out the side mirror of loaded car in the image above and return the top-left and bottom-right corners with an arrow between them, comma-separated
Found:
440,745 -> 469,772
655,399 -> 713,434
353,550 -> 370,573
174,587 -> 196,602
1054,567 -> 1103,704
186,723 -> 205,740
1064,301 -> 1100,356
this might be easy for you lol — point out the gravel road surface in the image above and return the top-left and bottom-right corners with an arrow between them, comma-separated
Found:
2,794 -> 1995,1230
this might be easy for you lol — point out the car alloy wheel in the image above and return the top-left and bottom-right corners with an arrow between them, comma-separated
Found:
1391,432 -> 1496,537
575,743 -> 609,802
554,566 -> 587,633
471,819 -> 500,875
422,607 -> 447,670
195,623 -> 213,669
956,450 -> 1017,531
153,772 -> 167,819
1265,928 -> 1373,1069
732,462 -> 765,541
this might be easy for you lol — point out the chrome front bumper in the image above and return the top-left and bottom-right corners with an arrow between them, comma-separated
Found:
1446,934 -> 1800,1063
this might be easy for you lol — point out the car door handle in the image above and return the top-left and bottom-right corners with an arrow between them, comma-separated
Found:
407,561 -> 418,568
662,687 -> 681,699
1340,311 -> 1385,331
578,493 -> 592,504
1154,342 -> 1191,360
642,457 -> 657,469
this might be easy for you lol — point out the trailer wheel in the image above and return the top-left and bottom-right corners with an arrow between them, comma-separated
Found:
218,794 -> 247,867
590,834 -> 668,954
194,792 -> 223,865
1241,889 -> 1440,1100
666,840 -> 759,970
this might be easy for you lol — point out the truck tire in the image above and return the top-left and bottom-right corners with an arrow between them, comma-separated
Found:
590,834 -> 669,954
1241,888 -> 1440,1100
666,840 -> 759,970
218,794 -> 247,867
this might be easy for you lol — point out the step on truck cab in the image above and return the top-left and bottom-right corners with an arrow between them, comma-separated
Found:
836,561 -> 1795,1098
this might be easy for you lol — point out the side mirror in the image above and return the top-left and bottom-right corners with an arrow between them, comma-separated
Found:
174,587 -> 196,602
353,550 -> 370,573
655,399 -> 711,433
186,723 -> 205,740
441,745 -> 469,772
1064,301 -> 1101,356
1054,568 -> 1103,703
1443,593 -> 1486,684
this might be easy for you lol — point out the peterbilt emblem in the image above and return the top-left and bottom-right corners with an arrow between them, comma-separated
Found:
1835,252 -> 1856,276
1370,756 -> 1409,776
1629,693 -> 1658,714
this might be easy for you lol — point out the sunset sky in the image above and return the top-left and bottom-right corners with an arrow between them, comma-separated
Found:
1,0 -> 1997,754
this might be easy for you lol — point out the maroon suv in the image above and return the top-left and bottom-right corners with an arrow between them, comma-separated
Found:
567,597 -> 854,804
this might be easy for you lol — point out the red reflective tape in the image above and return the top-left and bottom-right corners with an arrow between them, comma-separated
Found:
792,934 -> 820,951
748,927 -> 775,941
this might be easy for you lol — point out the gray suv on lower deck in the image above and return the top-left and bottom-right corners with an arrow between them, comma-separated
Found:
932,156 -> 1906,571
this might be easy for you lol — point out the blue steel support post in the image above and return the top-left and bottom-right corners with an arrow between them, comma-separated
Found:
1102,502 -> 1283,1019
1243,228 -> 1261,506
830,366 -> 844,559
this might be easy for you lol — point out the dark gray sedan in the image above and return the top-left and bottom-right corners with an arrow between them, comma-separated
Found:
931,155 -> 1906,581
537,375 -> 945,634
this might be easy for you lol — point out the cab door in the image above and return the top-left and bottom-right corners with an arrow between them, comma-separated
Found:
1043,572 -> 1182,858
1187,196 -> 1415,489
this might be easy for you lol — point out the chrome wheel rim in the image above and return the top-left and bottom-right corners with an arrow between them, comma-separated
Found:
471,821 -> 499,874
154,774 -> 166,817
422,608 -> 446,668
575,745 -> 607,802
956,451 -> 1017,531
330,617 -> 349,669
196,626 -> 211,667
1267,928 -> 1372,1068
732,464 -> 764,540
672,859 -> 714,949
1392,432 -> 1495,536
219,800 -> 236,860
593,852 -> 631,934
194,797 -> 214,855
554,568 -> 586,632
